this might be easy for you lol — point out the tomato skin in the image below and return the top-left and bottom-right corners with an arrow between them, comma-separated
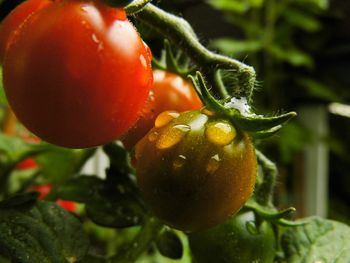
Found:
122,70 -> 202,149
135,110 -> 256,232
29,184 -> 76,212
2,0 -> 153,148
0,0 -> 53,63
189,211 -> 276,263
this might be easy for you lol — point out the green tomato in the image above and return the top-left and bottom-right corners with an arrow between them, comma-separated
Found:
189,211 -> 276,263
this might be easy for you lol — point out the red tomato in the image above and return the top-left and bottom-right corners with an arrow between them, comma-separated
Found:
122,70 -> 203,149
30,184 -> 76,212
2,0 -> 153,148
0,0 -> 52,63
16,158 -> 38,170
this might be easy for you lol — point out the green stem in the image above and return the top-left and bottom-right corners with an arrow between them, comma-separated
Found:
125,0 -> 152,15
135,4 -> 256,99
110,216 -> 163,263
255,150 -> 277,206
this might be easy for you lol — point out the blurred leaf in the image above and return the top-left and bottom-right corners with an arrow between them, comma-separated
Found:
210,38 -> 263,56
0,201 -> 89,262
0,192 -> 39,208
297,78 -> 341,102
0,67 -> 7,105
207,0 -> 249,13
83,254 -> 107,263
47,175 -> 104,203
268,45 -> 314,68
295,0 -> 329,10
277,122 -> 311,163
156,228 -> 183,260
281,217 -> 350,262
35,146 -> 95,183
283,7 -> 321,32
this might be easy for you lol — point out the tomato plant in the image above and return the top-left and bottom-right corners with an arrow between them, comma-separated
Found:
1,0 -> 153,148
122,69 -> 202,149
189,211 -> 276,263
135,109 -> 256,232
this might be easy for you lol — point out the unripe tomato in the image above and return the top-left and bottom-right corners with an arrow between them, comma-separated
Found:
189,211 -> 276,263
2,0 -> 153,148
0,0 -> 52,63
135,109 -> 257,232
122,70 -> 203,149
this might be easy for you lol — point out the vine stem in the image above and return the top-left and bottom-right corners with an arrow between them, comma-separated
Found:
255,150 -> 277,207
135,3 -> 256,99
110,216 -> 163,263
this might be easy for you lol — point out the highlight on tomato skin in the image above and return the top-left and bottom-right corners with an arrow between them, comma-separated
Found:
122,70 -> 203,149
28,184 -> 76,212
135,109 -> 257,232
1,0 -> 153,148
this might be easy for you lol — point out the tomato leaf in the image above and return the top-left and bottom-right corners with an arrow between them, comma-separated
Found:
0,192 -> 39,208
281,217 -> 350,263
156,228 -> 183,259
0,200 -> 89,262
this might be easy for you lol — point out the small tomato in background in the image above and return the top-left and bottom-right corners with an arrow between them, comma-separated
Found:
29,184 -> 76,212
1,0 -> 153,148
122,70 -> 203,149
16,158 -> 38,170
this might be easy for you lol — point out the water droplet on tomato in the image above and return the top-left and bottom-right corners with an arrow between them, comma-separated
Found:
156,124 -> 191,150
173,155 -> 187,170
206,154 -> 221,173
205,121 -> 236,146
148,131 -> 159,142
155,111 -> 180,128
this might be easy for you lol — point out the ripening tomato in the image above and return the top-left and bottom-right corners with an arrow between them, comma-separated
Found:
29,184 -> 76,212
2,0 -> 153,148
122,70 -> 203,149
0,0 -> 52,63
135,109 -> 257,232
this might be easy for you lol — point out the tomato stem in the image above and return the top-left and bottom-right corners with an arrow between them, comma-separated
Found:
125,0 -> 152,15
135,4 -> 256,100
255,150 -> 277,206
110,216 -> 164,263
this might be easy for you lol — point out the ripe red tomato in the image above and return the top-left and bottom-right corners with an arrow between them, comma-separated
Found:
135,110 -> 257,232
0,0 -> 52,63
122,70 -> 203,149
16,158 -> 38,170
2,0 -> 153,148
29,184 -> 76,212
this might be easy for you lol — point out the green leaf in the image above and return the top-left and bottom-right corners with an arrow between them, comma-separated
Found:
0,192 -> 39,208
283,8 -> 321,32
281,217 -> 350,263
295,0 -> 329,10
0,67 -> 8,105
35,146 -> 95,183
207,0 -> 249,13
156,228 -> 183,259
210,38 -> 263,56
0,201 -> 89,262
268,45 -> 314,68
297,78 -> 341,102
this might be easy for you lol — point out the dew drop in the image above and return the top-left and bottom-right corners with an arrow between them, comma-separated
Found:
205,121 -> 236,146
173,155 -> 187,170
148,131 -> 159,142
156,124 -> 191,150
206,154 -> 221,173
155,111 -> 180,128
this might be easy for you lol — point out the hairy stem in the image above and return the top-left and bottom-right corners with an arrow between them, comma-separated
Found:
135,4 -> 256,99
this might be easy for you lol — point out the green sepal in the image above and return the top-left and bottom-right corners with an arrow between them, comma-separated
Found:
155,228 -> 183,259
251,125 -> 283,139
